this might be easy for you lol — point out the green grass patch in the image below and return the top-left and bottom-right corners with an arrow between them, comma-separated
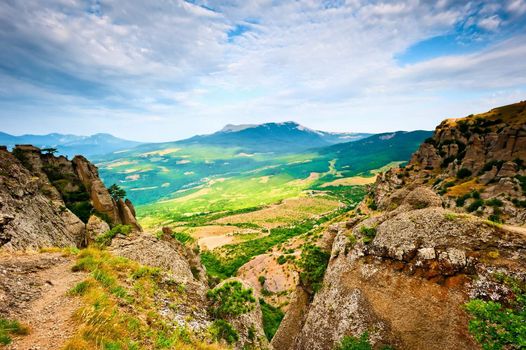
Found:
259,299 -> 284,341
0,318 -> 28,345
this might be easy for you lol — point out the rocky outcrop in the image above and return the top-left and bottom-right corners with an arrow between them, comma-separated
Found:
0,145 -> 142,250
0,148 -> 85,250
72,155 -> 121,224
210,278 -> 271,350
273,102 -> 526,350
85,215 -> 110,243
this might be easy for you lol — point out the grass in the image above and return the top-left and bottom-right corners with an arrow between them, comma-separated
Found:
94,225 -> 132,247
0,318 -> 29,345
259,299 -> 284,341
360,225 -> 377,244
65,247 -> 227,350
201,208 -> 346,279
207,281 -> 256,318
297,245 -> 330,293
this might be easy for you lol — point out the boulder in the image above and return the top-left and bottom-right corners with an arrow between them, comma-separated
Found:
117,198 -> 142,231
72,156 -> 120,224
86,215 -> 110,243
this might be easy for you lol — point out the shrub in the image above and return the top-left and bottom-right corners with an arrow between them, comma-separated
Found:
207,281 -> 256,318
488,213 -> 503,223
486,198 -> 503,207
258,276 -> 266,286
482,160 -> 504,173
0,318 -> 28,345
457,168 -> 473,179
277,255 -> 287,265
467,199 -> 484,213
516,175 -> 526,195
95,225 -> 132,247
334,332 -> 372,350
172,232 -> 194,245
209,319 -> 238,344
260,299 -> 284,341
465,275 -> 526,350
298,245 -> 330,293
360,226 -> 377,244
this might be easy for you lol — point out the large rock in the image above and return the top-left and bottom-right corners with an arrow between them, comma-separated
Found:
72,156 -> 120,224
210,278 -> 270,350
117,198 -> 141,231
0,148 -> 85,250
85,215 -> 110,243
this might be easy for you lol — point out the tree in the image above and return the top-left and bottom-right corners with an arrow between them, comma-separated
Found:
108,184 -> 126,200
41,148 -> 58,155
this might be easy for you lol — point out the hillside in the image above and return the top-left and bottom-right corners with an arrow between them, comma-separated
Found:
0,132 -> 142,158
97,129 -> 431,213
270,101 -> 526,350
180,121 -> 371,153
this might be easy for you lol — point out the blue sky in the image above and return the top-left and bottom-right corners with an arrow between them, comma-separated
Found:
0,0 -> 526,142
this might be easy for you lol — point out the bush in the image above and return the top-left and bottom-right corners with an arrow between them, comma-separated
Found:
467,199 -> 484,213
0,318 -> 28,345
172,232 -> 194,245
457,168 -> 473,179
486,198 -> 503,207
260,299 -> 284,341
465,275 -> 526,350
277,255 -> 287,265
207,281 -> 256,318
258,276 -> 266,286
298,245 -> 330,293
360,226 -> 377,244
335,332 -> 372,350
209,319 -> 238,344
95,225 -> 132,247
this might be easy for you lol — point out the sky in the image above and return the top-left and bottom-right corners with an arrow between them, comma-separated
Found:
1,0 -> 526,142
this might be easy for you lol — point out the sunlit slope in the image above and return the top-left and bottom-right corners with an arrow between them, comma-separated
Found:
97,130 -> 431,227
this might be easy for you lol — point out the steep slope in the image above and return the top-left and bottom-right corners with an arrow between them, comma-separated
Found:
0,132 -> 141,158
272,101 -> 526,350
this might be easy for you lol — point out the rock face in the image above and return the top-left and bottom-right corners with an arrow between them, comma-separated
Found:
85,215 -> 110,244
0,145 -> 141,250
0,148 -> 85,250
273,102 -> 526,350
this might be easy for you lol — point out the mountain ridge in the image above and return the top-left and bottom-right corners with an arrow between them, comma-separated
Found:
0,132 -> 142,158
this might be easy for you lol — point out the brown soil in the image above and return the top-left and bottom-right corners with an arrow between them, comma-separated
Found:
0,252 -> 86,350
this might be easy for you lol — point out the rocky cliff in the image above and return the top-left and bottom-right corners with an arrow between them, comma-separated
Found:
0,145 -> 141,250
272,101 -> 526,350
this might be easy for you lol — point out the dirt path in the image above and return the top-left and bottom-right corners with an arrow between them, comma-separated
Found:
0,252 -> 86,350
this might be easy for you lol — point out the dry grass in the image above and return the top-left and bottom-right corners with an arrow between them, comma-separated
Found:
320,175 -> 377,187
214,197 -> 340,229
64,247 -> 228,350
447,178 -> 484,197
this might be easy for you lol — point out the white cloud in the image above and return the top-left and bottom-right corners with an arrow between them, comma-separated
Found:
0,0 -> 525,141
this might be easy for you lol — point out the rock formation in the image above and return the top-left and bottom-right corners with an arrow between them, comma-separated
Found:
272,101 -> 526,350
0,145 -> 141,250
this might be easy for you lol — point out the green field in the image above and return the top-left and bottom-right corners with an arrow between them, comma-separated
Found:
97,130 -> 431,229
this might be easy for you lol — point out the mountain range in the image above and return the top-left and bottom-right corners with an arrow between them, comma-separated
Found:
181,121 -> 372,152
0,132 -> 142,158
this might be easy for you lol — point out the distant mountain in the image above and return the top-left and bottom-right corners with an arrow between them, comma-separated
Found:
180,121 -> 371,153
0,132 -> 142,158
315,130 -> 434,173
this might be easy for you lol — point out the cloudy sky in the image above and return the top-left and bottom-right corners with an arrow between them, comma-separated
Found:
1,0 -> 525,142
